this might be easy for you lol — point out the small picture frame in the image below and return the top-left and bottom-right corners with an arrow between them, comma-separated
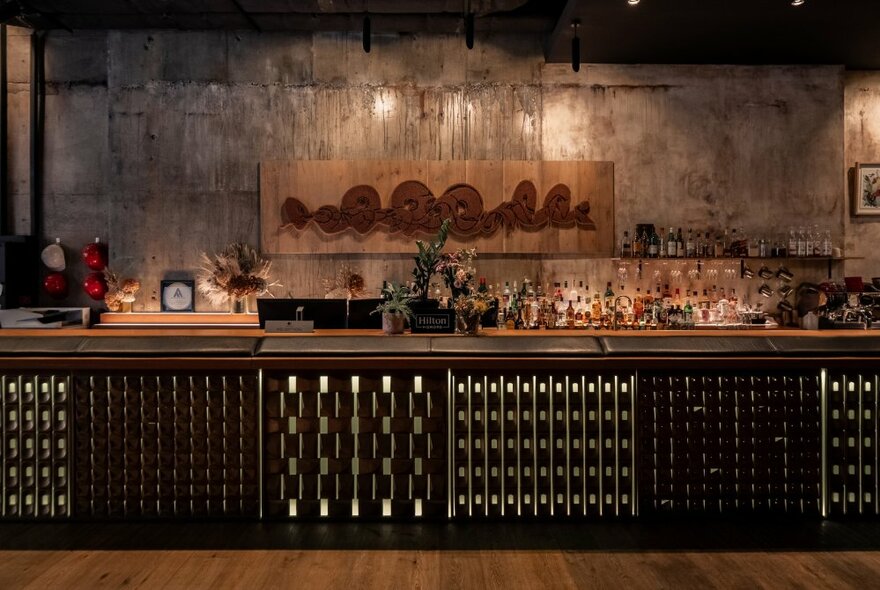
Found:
161,280 -> 195,312
855,163 -> 880,216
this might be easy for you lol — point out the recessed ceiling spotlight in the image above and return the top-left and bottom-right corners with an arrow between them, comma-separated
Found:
791,0 -> 804,5
628,0 -> 640,5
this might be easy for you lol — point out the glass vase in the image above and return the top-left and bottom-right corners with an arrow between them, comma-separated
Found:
229,296 -> 249,314
456,313 -> 480,335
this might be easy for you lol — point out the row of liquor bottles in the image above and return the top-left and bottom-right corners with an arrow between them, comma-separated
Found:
620,224 -> 836,259
482,279 -> 744,330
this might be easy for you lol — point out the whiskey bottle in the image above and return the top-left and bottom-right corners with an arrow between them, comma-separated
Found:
686,229 -> 695,258
566,299 -> 575,328
666,227 -> 677,258
621,230 -> 632,258
676,228 -> 684,258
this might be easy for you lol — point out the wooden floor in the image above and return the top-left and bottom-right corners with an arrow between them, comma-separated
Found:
2,549 -> 880,589
1,520 -> 880,589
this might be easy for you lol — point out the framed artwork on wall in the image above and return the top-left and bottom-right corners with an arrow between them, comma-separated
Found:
855,163 -> 880,216
161,280 -> 195,312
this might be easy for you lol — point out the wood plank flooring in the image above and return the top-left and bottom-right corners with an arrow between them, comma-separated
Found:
2,549 -> 880,589
1,521 -> 880,589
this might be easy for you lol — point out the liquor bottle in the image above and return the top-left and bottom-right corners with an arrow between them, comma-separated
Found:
666,227 -> 677,258
648,228 -> 660,258
710,285 -> 719,305
621,230 -> 632,258
632,228 -> 643,258
591,292 -> 602,321
714,232 -> 724,258
566,299 -> 575,328
505,309 -> 516,330
822,228 -> 833,257
503,282 -> 511,309
686,229 -> 695,258
574,296 -> 584,327
724,229 -> 733,257
788,227 -> 798,258
676,228 -> 684,258
514,307 -> 524,330
805,226 -> 815,257
569,281 -> 578,302
478,277 -> 487,293
633,288 -> 644,321
662,284 -> 672,308
673,288 -> 682,308
604,282 -> 615,310
796,227 -> 807,257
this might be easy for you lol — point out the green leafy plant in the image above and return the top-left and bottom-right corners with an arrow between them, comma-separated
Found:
372,283 -> 414,321
412,219 -> 451,302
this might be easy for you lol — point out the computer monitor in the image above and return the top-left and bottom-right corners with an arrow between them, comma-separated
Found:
346,298 -> 383,329
256,298 -> 347,329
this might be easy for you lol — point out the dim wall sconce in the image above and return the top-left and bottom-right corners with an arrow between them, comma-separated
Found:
571,20 -> 581,73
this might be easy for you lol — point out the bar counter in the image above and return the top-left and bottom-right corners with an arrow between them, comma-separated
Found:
0,328 -> 876,522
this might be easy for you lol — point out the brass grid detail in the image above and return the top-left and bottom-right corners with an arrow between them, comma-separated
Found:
73,374 -> 260,518
1,374 -> 70,519
450,372 -> 636,519
826,372 -> 880,517
263,372 -> 447,519
638,373 -> 821,515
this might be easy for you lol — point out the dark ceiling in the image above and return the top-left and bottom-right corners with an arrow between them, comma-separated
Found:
3,0 -> 880,69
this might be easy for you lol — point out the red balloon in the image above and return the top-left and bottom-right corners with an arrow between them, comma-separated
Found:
81,241 -> 108,271
43,273 -> 68,299
83,272 -> 108,301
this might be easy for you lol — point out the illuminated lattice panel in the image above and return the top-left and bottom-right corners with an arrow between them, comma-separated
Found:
0,374 -> 70,520
827,372 -> 880,517
263,373 -> 446,520
73,374 -> 259,519
638,373 -> 820,516
451,373 -> 635,519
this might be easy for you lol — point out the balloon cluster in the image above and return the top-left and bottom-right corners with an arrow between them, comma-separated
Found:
81,239 -> 108,300
40,237 -> 110,301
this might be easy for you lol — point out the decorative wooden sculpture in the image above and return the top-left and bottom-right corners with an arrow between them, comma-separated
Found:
280,180 -> 595,237
261,160 -> 614,255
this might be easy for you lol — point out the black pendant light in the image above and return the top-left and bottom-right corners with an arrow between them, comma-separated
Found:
465,12 -> 475,49
571,20 -> 581,72
363,14 -> 371,53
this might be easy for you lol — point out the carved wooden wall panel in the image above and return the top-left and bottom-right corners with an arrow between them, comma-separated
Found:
73,373 -> 260,519
260,160 -> 614,255
638,372 -> 822,516
263,371 -> 447,519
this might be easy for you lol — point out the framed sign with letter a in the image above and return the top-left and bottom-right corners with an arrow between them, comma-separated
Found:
161,280 -> 195,312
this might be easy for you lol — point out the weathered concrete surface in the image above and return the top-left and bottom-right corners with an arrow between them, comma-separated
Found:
6,29 -> 862,309
844,72 -> 880,281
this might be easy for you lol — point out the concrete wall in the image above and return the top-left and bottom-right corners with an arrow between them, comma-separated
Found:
844,72 -> 880,282
6,28 -> 866,311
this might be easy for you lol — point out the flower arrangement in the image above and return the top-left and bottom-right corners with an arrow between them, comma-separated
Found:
323,263 -> 367,299
452,290 -> 493,318
412,219 -> 450,302
103,268 -> 140,312
436,247 -> 477,297
197,242 -> 278,308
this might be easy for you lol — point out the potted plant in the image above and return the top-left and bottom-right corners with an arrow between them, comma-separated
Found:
372,283 -> 414,335
452,287 -> 494,336
411,219 -> 451,309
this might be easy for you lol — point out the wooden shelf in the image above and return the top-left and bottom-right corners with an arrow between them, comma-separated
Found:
98,312 -> 259,327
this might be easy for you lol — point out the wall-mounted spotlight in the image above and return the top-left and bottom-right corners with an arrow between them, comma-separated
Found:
363,14 -> 371,53
791,0 -> 805,5
571,20 -> 581,73
627,0 -> 640,5
465,12 -> 475,49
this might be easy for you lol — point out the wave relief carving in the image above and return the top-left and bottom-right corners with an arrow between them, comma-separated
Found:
280,180 -> 596,237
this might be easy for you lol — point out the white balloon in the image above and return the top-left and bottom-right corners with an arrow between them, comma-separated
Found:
41,241 -> 66,272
